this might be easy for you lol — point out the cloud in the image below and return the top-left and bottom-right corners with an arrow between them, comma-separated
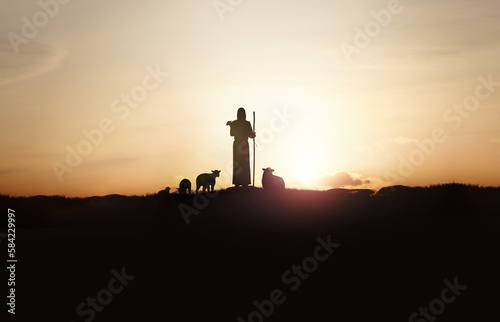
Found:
491,138 -> 500,145
317,171 -> 395,191
0,40 -> 66,86
319,171 -> 371,188
387,136 -> 418,145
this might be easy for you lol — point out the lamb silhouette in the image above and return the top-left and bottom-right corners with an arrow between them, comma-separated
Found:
262,167 -> 285,191
158,187 -> 170,197
196,170 -> 221,193
178,179 -> 191,195
157,187 -> 170,205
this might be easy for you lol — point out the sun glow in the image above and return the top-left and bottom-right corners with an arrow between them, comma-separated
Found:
297,166 -> 314,183
291,140 -> 323,185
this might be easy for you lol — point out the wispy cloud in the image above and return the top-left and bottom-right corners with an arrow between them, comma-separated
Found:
319,171 -> 371,188
491,138 -> 500,145
0,40 -> 66,86
317,171 -> 393,191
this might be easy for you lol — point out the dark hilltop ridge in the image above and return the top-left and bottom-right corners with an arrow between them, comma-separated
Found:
1,183 -> 498,231
2,183 -> 500,321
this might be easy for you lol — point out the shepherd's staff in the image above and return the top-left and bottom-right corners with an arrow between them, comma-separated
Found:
252,111 -> 256,187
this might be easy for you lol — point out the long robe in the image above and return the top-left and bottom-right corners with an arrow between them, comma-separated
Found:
230,119 -> 254,186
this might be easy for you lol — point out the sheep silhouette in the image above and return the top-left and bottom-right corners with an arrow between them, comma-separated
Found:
262,167 -> 285,191
178,179 -> 191,195
196,170 -> 221,193
158,187 -> 170,196
157,187 -> 170,205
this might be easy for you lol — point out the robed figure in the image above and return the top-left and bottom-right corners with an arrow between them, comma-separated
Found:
228,108 -> 256,187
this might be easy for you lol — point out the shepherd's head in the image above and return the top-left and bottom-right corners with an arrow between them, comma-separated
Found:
237,107 -> 246,121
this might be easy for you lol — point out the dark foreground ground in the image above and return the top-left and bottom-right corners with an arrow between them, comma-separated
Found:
1,184 -> 500,321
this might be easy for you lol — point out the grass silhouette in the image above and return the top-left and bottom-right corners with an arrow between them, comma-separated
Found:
2,183 -> 498,230
1,183 -> 499,321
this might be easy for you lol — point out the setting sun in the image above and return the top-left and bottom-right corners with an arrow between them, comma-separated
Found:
291,141 -> 322,185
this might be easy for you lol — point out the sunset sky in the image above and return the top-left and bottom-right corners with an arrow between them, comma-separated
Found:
1,0 -> 500,196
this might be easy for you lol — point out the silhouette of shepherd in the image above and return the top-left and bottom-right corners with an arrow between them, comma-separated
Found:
227,107 -> 256,187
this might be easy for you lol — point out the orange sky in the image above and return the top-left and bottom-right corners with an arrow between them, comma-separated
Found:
1,0 -> 500,196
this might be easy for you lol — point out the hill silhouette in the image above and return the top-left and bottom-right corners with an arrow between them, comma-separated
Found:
2,183 -> 498,230
1,183 -> 499,321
